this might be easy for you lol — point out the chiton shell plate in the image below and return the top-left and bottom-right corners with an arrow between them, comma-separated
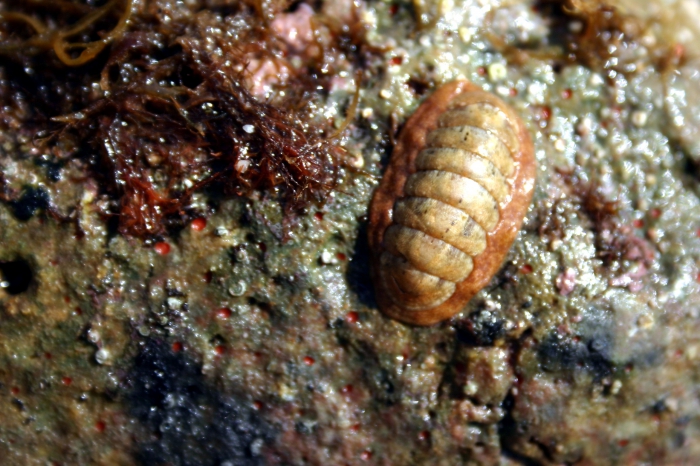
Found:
368,80 -> 536,326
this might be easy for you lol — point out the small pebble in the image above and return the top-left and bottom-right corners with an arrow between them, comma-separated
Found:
458,27 -> 472,43
320,250 -> 337,265
631,110 -> 648,127
569,20 -> 583,33
496,85 -> 510,96
589,74 -> 604,86
95,348 -> 110,365
487,63 -> 507,82
610,380 -> 623,395
167,297 -> 183,310
87,328 -> 101,344
250,438 -> 264,456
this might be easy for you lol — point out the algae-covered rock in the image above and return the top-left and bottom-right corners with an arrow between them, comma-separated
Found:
1,0 -> 700,464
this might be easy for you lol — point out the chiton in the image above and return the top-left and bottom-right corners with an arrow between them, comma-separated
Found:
368,80 -> 536,326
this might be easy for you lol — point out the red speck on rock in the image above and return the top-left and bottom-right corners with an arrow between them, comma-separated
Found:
418,430 -> 430,441
10,387 -> 19,395
95,421 -> 106,433
191,218 -> 207,231
360,450 -> 372,461
341,384 -> 354,395
633,219 -> 644,229
253,400 -> 263,410
561,88 -> 573,99
214,345 -> 226,355
673,43 -> 685,61
345,311 -> 359,324
314,211 -> 324,221
172,342 -> 183,353
520,264 -> 533,275
154,242 -> 171,255
336,252 -> 347,261
390,56 -> 403,66
61,377 -> 72,386
303,356 -> 315,366
217,307 -> 232,319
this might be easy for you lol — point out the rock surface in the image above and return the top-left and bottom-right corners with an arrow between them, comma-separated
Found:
1,0 -> 700,464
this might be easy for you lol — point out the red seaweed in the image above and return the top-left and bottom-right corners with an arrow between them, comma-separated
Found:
0,0 -> 375,237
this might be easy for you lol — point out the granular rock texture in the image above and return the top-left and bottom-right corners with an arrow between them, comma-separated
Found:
1,0 -> 700,465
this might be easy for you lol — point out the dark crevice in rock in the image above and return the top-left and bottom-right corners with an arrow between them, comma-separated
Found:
347,221 -> 377,309
126,339 -> 273,466
497,329 -> 541,465
10,186 -> 50,221
455,310 -> 507,347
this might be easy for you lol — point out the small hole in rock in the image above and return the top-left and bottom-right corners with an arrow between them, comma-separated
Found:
0,259 -> 33,295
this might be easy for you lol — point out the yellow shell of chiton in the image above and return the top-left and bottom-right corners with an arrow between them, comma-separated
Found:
369,80 -> 535,326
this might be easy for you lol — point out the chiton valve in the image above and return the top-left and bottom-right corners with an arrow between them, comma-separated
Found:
368,80 -> 536,326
